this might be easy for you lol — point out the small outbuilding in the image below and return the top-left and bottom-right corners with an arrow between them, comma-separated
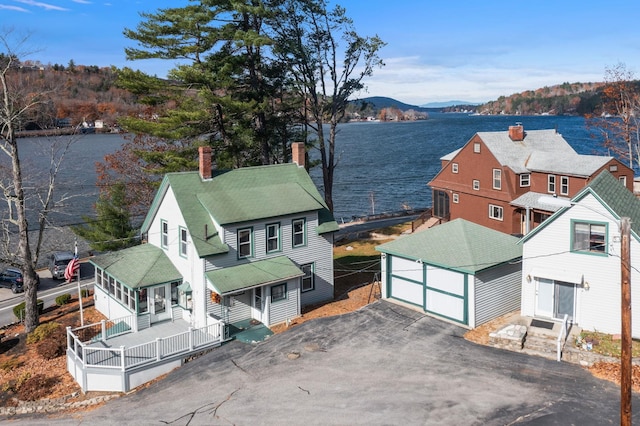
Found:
376,219 -> 522,328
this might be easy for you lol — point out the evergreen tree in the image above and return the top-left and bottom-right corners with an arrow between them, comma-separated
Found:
72,182 -> 138,252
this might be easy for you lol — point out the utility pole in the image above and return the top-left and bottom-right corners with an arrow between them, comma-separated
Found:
620,217 -> 631,426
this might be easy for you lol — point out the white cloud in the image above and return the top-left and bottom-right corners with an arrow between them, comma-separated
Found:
13,0 -> 69,11
0,4 -> 28,11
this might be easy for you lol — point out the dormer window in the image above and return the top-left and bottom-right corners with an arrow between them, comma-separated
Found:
520,174 -> 530,187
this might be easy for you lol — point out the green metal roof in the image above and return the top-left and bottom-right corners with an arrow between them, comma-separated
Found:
205,255 -> 303,294
141,163 -> 338,258
521,170 -> 640,243
376,219 -> 522,274
89,244 -> 182,289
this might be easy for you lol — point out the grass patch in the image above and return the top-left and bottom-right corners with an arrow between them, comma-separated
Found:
577,331 -> 640,357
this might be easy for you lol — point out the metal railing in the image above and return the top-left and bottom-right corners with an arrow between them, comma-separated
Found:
67,321 -> 225,371
556,314 -> 570,362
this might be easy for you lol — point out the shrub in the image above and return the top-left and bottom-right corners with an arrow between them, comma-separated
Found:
35,326 -> 67,360
16,374 -> 57,401
55,293 -> 72,306
13,300 -> 44,320
26,322 -> 62,344
81,288 -> 89,298
0,357 -> 22,372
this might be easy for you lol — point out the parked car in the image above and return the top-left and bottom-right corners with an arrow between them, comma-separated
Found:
48,251 -> 75,280
0,268 -> 40,293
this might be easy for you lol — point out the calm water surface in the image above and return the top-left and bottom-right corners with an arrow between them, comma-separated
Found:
15,114 -> 599,227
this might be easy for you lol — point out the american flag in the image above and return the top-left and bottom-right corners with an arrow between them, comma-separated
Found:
65,244 -> 80,282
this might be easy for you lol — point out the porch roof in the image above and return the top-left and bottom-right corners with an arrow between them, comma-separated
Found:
206,256 -> 303,294
90,244 -> 182,289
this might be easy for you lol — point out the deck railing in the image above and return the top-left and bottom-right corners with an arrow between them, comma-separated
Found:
67,321 -> 225,371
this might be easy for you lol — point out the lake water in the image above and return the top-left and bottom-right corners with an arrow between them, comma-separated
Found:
15,114 -> 600,227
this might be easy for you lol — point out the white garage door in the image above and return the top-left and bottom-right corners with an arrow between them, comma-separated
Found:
425,267 -> 467,324
389,256 -> 424,307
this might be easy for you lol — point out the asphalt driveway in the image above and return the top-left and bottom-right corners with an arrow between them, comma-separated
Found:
14,301 -> 640,425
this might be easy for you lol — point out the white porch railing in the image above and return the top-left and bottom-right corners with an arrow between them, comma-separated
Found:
67,321 -> 225,371
556,314 -> 570,362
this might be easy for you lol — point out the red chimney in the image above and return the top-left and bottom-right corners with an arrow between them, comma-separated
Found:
509,124 -> 524,141
292,142 -> 305,168
199,146 -> 212,180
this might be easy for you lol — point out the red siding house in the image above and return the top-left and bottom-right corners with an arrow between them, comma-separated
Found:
428,124 -> 634,235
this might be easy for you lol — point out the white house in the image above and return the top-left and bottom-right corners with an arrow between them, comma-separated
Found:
376,219 -> 522,329
91,143 -> 338,331
520,170 -> 640,337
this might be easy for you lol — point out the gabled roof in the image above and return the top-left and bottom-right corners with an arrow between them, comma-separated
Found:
476,129 -> 611,175
520,170 -> 640,243
90,244 -> 182,289
376,219 -> 522,274
206,255 -> 303,294
141,163 -> 338,258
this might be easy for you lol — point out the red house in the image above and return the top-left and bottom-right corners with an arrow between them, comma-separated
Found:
428,124 -> 635,235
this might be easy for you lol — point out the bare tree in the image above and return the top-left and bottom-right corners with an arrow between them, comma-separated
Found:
271,0 -> 385,212
0,29 -> 75,332
589,63 -> 640,171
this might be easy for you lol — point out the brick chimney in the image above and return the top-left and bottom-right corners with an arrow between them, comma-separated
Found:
199,146 -> 212,180
292,142 -> 305,168
509,124 -> 524,141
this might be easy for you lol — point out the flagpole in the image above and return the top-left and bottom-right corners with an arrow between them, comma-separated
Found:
75,241 -> 84,326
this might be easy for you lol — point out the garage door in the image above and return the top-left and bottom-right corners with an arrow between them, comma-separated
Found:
389,256 -> 424,307
425,267 -> 466,324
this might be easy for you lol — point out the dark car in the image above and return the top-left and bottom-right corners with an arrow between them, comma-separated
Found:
0,268 -> 40,293
48,251 -> 75,280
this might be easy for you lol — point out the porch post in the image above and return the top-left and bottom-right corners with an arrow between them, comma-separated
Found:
188,327 -> 194,350
101,320 -> 107,343
156,338 -> 162,361
120,346 -> 126,371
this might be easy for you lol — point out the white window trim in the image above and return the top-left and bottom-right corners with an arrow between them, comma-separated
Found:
266,223 -> 281,253
179,227 -> 188,258
493,169 -> 502,190
548,174 -> 556,193
161,220 -> 168,249
452,163 -> 458,173
520,173 -> 530,187
560,176 -> 569,195
620,175 -> 628,186
473,142 -> 481,153
472,179 -> 480,191
452,193 -> 459,203
489,204 -> 503,221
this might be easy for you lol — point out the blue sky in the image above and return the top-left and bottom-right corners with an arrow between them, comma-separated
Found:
3,0 -> 640,105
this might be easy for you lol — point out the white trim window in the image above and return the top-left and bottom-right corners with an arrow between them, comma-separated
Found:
548,174 -> 556,193
493,169 -> 502,190
620,175 -> 627,187
560,176 -> 569,195
238,228 -> 253,258
520,173 -> 530,187
452,193 -> 459,203
292,218 -> 306,247
472,179 -> 480,190
179,227 -> 188,257
489,204 -> 503,221
161,220 -> 169,248
473,142 -> 481,153
301,263 -> 314,292
266,223 -> 281,253
452,163 -> 458,173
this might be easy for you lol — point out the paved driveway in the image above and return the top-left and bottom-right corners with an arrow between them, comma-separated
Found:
13,301 -> 640,425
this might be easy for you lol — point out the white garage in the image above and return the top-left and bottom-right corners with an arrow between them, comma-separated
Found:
377,219 -> 522,329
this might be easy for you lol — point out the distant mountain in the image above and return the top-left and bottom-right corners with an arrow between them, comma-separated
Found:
421,100 -> 479,108
351,96 -> 430,112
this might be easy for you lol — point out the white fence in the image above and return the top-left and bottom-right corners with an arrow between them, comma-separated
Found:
67,317 -> 226,392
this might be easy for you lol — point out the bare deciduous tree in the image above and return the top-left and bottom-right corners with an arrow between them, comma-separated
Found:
0,29 -> 76,332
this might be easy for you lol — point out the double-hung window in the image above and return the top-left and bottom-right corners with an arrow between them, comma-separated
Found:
489,204 -> 503,221
472,179 -> 480,190
452,163 -> 458,173
179,227 -> 188,257
161,220 -> 168,248
560,176 -> 569,195
572,221 -> 607,254
520,173 -> 530,187
493,169 -> 502,190
292,219 -> 306,247
238,228 -> 253,258
548,175 -> 556,193
266,223 -> 281,253
301,263 -> 314,292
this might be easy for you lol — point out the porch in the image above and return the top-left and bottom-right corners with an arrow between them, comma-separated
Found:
67,314 -> 227,393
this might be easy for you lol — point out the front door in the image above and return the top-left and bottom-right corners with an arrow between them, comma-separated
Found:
535,278 -> 575,321
150,285 -> 171,323
252,287 -> 265,323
